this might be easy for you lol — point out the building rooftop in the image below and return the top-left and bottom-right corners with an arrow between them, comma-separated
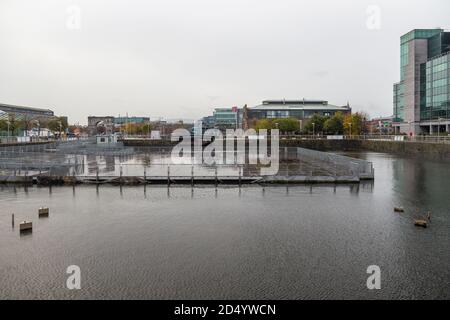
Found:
0,102 -> 54,114
252,99 -> 350,111
400,29 -> 443,44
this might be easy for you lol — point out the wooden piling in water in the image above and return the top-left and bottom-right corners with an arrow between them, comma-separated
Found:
19,221 -> 32,232
38,207 -> 49,218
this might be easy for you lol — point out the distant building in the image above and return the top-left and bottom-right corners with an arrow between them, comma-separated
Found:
368,116 -> 394,135
248,99 -> 351,121
393,29 -> 450,135
213,107 -> 239,129
201,116 -> 215,129
0,103 -> 55,121
199,100 -> 349,132
87,116 -> 115,135
114,116 -> 150,125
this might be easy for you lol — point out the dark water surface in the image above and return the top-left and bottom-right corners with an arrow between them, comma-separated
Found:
0,152 -> 449,299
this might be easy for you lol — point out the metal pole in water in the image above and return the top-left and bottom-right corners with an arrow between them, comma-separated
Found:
191,165 -> 194,187
12,214 -> 14,228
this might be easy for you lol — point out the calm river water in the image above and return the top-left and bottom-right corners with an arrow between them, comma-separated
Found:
0,152 -> 449,299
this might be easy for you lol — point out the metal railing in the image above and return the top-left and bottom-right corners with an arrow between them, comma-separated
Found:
278,134 -> 450,144
0,139 -> 375,183
120,133 -> 450,144
296,147 -> 374,179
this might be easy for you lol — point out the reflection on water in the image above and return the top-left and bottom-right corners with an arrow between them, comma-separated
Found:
0,152 -> 449,299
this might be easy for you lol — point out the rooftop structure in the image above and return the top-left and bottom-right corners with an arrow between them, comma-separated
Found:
248,99 -> 351,120
0,103 -> 55,121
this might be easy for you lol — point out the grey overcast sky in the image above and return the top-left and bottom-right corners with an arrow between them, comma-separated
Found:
0,0 -> 449,124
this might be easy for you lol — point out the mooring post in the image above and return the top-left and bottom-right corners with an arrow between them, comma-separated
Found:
239,166 -> 242,187
191,165 -> 194,187
120,166 -> 123,185
167,165 -> 170,186
12,214 -> 14,228
215,167 -> 218,187
286,163 -> 289,186
96,169 -> 99,184
144,168 -> 146,181
334,160 -> 337,178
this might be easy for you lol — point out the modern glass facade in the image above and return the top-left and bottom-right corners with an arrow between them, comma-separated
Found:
393,29 -> 450,133
422,53 -> 450,120
114,116 -> 150,125
213,108 -> 238,129
393,82 -> 404,122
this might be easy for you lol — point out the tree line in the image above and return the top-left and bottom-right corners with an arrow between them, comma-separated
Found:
0,116 -> 69,136
250,112 -> 369,135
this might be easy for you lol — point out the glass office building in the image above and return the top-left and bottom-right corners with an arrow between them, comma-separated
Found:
213,108 -> 238,129
114,116 -> 150,125
393,29 -> 450,134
